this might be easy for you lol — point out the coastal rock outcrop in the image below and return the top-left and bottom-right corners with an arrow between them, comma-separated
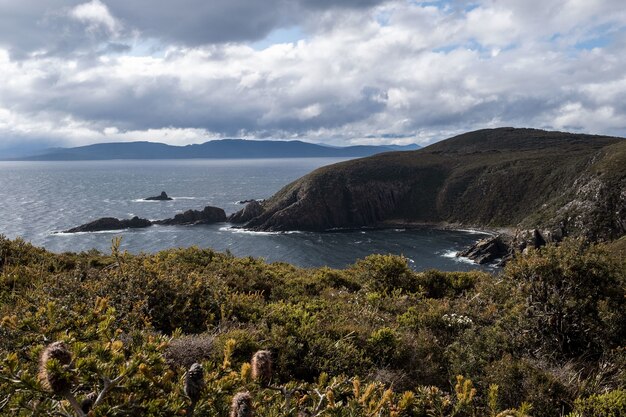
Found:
229,200 -> 264,223
64,216 -> 152,233
458,227 -> 567,265
457,234 -> 513,265
64,205 -> 227,233
155,205 -> 226,225
236,199 -> 264,205
145,191 -> 173,201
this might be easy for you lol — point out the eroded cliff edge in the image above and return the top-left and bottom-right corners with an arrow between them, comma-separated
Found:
231,128 -> 626,242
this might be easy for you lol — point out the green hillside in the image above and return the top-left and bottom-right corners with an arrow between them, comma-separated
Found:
239,128 -> 625,241
1,236 -> 624,416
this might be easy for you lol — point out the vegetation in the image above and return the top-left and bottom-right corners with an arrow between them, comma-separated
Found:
0,235 -> 624,416
245,128 -> 625,239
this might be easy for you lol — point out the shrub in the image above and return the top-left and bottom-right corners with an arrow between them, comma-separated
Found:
506,239 -> 626,359
352,254 -> 418,292
568,390 -> 626,417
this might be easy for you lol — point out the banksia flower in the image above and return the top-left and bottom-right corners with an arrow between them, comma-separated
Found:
251,350 -> 272,387
81,392 -> 97,414
38,341 -> 73,395
184,363 -> 205,403
230,391 -> 253,417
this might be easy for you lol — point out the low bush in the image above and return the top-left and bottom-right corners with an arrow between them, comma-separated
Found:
0,235 -> 623,416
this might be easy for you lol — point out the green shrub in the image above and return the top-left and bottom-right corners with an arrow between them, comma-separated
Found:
506,239 -> 626,359
352,254 -> 418,292
0,237 -> 624,416
568,390 -> 626,417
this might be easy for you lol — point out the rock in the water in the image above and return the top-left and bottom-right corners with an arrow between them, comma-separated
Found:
229,200 -> 264,224
458,234 -> 512,265
155,206 -> 226,225
459,227 -> 567,266
145,191 -> 173,201
64,216 -> 152,233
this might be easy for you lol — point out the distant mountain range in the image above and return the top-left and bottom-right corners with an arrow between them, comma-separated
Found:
11,140 -> 420,160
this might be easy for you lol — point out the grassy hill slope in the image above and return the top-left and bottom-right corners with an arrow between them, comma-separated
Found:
239,128 -> 625,240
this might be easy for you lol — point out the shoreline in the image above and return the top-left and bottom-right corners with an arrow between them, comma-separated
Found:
376,220 -> 513,237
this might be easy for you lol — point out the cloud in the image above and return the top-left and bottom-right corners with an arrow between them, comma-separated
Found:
0,0 -> 392,58
70,0 -> 119,34
0,0 -> 625,151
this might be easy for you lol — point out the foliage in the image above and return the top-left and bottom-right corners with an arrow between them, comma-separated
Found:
505,238 -> 625,359
0,235 -> 624,416
567,390 -> 626,417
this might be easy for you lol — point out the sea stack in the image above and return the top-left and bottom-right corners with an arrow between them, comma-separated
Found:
145,191 -> 173,201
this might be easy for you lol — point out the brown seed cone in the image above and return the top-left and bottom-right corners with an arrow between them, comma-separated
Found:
230,392 -> 253,417
81,392 -> 97,414
184,363 -> 205,403
251,350 -> 272,387
38,341 -> 73,395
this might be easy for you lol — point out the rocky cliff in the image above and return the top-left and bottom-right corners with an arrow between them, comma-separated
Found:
232,128 -> 625,241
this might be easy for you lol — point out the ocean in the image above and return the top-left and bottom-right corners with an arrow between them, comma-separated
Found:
0,158 -> 491,271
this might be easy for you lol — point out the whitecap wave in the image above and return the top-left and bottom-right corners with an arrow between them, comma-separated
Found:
440,250 -> 476,265
219,226 -> 303,235
455,228 -> 493,235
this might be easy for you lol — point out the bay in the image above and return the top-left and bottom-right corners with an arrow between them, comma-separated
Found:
0,158 -> 490,271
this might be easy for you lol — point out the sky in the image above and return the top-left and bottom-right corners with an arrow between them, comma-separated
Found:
0,0 -> 625,155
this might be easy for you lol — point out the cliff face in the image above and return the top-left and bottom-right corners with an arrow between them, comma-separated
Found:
232,128 -> 625,240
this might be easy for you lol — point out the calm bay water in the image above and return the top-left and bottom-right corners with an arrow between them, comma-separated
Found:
0,158 -> 490,271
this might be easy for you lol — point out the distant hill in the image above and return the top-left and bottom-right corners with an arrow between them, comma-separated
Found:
232,127 -> 626,241
14,139 -> 420,160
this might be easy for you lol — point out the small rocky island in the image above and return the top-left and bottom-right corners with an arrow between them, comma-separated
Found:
145,191 -> 173,201
63,205 -> 226,233
155,206 -> 227,225
64,216 -> 152,233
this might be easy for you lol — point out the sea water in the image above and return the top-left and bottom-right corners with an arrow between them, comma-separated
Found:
0,158 -> 491,271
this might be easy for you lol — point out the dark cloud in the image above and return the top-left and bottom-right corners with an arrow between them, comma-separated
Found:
0,1 -> 120,58
0,0 -> 391,57
0,0 -> 625,147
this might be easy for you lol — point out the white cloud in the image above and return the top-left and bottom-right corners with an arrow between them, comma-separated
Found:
70,0 -> 120,35
0,0 -> 626,152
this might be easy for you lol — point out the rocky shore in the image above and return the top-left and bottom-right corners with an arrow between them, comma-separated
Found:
63,205 -> 226,233
457,227 -> 566,266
